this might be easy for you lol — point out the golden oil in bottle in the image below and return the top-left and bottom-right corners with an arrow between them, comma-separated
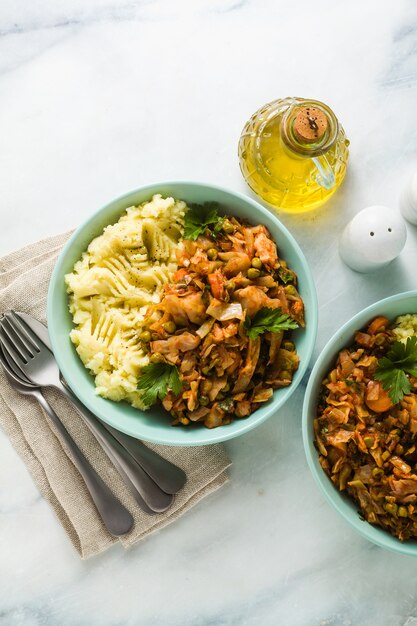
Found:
238,97 -> 349,212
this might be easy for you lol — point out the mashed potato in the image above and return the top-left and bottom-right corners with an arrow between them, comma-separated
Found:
393,313 -> 417,343
65,194 -> 186,409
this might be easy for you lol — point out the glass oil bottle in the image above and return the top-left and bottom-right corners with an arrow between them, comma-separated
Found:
238,97 -> 349,212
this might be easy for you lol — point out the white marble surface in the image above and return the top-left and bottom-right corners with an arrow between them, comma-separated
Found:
1,0 -> 417,624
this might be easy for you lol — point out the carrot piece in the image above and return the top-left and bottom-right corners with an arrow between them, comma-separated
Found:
355,331 -> 372,347
174,268 -> 188,282
367,316 -> 389,336
365,380 -> 393,413
208,272 -> 225,300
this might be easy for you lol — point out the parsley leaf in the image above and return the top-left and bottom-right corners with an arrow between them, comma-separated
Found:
278,266 -> 295,284
137,362 -> 182,406
384,336 -> 417,374
184,203 -> 223,241
374,367 -> 411,404
212,216 -> 225,237
374,336 -> 417,403
244,307 -> 299,340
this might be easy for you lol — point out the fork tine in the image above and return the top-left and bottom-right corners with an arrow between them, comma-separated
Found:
0,329 -> 28,374
5,311 -> 40,355
0,320 -> 32,362
0,340 -> 32,383
1,317 -> 33,360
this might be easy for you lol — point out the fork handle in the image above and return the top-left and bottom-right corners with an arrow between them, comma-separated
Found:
103,425 -> 187,495
34,390 -> 134,536
57,382 -> 173,513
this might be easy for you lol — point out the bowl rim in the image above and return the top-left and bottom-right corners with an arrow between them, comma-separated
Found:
47,180 -> 318,445
302,289 -> 417,556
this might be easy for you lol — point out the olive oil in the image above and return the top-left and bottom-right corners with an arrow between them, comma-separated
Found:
238,97 -> 349,212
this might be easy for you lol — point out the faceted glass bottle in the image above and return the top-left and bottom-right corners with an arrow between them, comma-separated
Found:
238,97 -> 349,212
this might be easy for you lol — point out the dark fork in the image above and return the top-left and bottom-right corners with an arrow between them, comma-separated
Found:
16,311 -> 187,495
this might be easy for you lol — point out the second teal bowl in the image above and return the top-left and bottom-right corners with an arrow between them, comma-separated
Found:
303,290 -> 417,555
48,182 -> 318,446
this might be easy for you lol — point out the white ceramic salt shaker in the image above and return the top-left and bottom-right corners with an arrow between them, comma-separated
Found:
400,170 -> 417,225
339,205 -> 407,273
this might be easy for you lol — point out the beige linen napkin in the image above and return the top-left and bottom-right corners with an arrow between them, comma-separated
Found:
0,232 -> 230,558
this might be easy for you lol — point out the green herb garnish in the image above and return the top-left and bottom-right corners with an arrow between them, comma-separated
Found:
374,336 -> 417,403
278,267 -> 295,284
137,362 -> 182,406
184,203 -> 224,241
244,307 -> 299,340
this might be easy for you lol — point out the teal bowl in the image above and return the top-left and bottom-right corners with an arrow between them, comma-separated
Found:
302,290 -> 417,555
48,182 -> 318,446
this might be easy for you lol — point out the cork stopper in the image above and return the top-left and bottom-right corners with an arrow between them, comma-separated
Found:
294,107 -> 328,144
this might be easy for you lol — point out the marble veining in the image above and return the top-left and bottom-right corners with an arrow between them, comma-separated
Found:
1,0 -> 417,624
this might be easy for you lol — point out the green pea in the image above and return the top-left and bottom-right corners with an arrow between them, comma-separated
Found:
222,220 -> 234,234
364,436 -> 374,448
284,285 -> 297,295
398,506 -> 408,518
247,268 -> 261,280
384,502 -> 398,516
163,321 -> 177,334
139,330 -> 151,343
199,395 -> 209,406
207,248 -> 218,260
251,257 -> 262,269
